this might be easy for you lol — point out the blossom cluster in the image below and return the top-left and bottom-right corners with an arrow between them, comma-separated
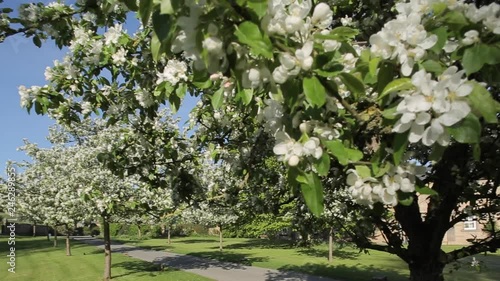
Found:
393,67 -> 472,146
347,162 -> 426,207
273,131 -> 323,166
369,4 -> 437,76
269,2 -> 335,84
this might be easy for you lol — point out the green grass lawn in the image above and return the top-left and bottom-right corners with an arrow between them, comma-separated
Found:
118,236 -> 500,281
0,236 -> 214,281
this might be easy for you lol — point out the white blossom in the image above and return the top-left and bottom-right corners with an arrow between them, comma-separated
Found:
104,24 -> 124,45
112,47 -> 127,66
156,60 -> 188,85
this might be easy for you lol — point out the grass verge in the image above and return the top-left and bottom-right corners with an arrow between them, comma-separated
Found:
0,236 -> 214,281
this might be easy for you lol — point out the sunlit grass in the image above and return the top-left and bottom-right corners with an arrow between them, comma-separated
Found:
0,236 -> 214,281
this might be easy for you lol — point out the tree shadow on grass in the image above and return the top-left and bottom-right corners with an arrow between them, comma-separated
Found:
81,248 -> 104,255
297,248 -> 360,260
222,238 -> 295,250
112,260 -> 164,279
267,263 -> 409,281
152,251 -> 269,270
134,245 -> 169,252
173,238 -> 219,244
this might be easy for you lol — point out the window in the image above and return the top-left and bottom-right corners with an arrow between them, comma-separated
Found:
464,217 -> 477,231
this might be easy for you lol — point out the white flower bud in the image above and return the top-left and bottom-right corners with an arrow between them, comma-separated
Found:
312,3 -> 333,28
288,155 -> 300,166
299,122 -> 311,134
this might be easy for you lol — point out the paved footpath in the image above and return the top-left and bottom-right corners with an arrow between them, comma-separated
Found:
73,236 -> 339,281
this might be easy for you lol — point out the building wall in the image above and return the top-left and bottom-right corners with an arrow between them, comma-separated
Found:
442,220 -> 492,245
371,191 -> 499,246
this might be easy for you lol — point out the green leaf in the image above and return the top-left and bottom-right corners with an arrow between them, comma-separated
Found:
303,76 -> 326,107
472,143 -> 481,161
429,27 -> 447,54
393,132 -> 409,166
485,44 -> 500,65
298,172 -> 324,217
237,89 -> 253,105
398,192 -> 414,206
122,0 -> 139,11
374,162 -> 391,177
314,153 -> 330,176
211,87 -> 224,110
152,11 -> 171,42
175,83 -> 187,99
442,10 -> 469,29
355,165 -> 371,178
382,103 -> 398,119
432,2 -> 447,15
160,0 -> 174,14
324,140 -> 349,166
346,148 -> 363,162
150,33 -> 162,62
169,94 -> 181,113
447,114 -> 481,143
139,0 -> 153,26
429,144 -> 446,162
369,57 -> 381,77
461,44 -> 500,75
338,73 -> 365,99
33,36 -> 42,48
421,60 -> 444,74
379,78 -> 413,100
234,21 -> 273,59
463,44 -> 489,75
246,0 -> 267,19
376,62 -> 395,96
416,186 -> 438,196
468,82 -> 498,123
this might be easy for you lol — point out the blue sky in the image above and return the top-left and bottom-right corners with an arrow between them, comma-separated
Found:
0,2 -> 198,176
0,28 -> 61,174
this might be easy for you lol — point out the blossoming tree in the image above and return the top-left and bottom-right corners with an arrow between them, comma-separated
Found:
3,0 -> 500,280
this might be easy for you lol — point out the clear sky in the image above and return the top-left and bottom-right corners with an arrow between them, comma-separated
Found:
0,24 -> 61,175
0,1 -> 198,176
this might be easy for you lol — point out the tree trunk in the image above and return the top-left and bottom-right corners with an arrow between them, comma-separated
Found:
137,224 -> 142,240
167,226 -> 171,245
328,227 -> 333,263
32,224 -> 36,237
219,224 -> 223,252
54,228 -> 58,247
409,260 -> 446,281
103,218 -> 112,281
66,232 -> 72,256
47,225 -> 50,241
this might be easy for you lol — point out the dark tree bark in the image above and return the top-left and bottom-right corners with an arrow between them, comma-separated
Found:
103,218 -> 111,281
408,260 -> 446,281
54,227 -> 58,247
